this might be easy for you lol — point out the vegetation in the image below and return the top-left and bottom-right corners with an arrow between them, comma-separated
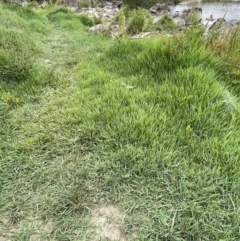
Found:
126,8 -> 153,34
154,15 -> 176,31
114,7 -> 153,35
1,2 -> 240,241
123,0 -> 159,9
114,8 -> 176,36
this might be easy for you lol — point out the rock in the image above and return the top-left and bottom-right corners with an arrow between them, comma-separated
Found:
173,17 -> 185,30
180,7 -> 202,25
21,1 -> 28,7
209,18 -> 235,34
115,1 -> 123,8
40,1 -> 48,8
109,24 -> 120,39
79,1 -> 120,22
84,1 -> 207,38
68,7 -> 78,12
89,23 -> 109,33
131,32 -> 151,39
149,8 -> 158,14
153,15 -> 163,24
172,11 -> 180,18
149,3 -> 170,14
79,7 -> 100,18
206,14 -> 215,22
91,23 -> 125,39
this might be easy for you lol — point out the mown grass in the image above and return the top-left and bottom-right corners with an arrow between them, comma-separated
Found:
1,3 -> 240,241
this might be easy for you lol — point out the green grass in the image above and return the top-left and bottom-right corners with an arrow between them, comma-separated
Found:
1,3 -> 240,241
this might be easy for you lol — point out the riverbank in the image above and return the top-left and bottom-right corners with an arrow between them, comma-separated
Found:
173,0 -> 240,22
180,0 -> 201,5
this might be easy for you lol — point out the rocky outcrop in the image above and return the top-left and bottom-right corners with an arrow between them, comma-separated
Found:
173,7 -> 202,25
89,23 -> 110,33
148,3 -> 171,24
209,18 -> 235,33
18,0 -> 240,39
206,14 -> 215,22
203,17 -> 240,38
74,1 -> 238,39
173,18 -> 185,30
80,1 -> 122,37
81,1 -> 171,38
149,3 -> 170,15
78,1 -> 121,22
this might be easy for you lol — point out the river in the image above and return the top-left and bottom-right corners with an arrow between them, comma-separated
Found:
171,0 -> 240,23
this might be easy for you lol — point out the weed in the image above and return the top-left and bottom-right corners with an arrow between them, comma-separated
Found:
206,22 -> 240,94
126,8 -> 153,35
114,7 -> 153,36
154,15 -> 176,31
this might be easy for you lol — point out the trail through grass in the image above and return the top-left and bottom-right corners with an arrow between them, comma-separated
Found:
1,4 -> 240,241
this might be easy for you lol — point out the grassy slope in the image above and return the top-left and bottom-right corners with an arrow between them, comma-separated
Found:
0,4 -> 240,241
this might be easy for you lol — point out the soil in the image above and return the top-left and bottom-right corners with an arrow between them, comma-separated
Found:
91,205 -> 126,241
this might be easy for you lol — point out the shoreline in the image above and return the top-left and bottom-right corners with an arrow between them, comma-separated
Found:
180,0 -> 201,5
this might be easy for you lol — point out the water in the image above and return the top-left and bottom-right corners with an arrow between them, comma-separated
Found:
171,0 -> 240,23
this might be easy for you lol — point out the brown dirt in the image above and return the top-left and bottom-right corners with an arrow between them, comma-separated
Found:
91,205 -> 126,241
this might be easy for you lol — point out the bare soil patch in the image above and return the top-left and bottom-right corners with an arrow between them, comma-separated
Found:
91,205 -> 126,241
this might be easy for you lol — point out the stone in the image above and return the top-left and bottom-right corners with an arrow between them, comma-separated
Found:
153,15 -> 163,24
149,3 -> 170,14
89,23 -> 109,33
206,14 -> 215,22
109,24 -> 120,38
173,17 -> 185,30
131,32 -> 151,39
115,1 -> 123,8
180,7 -> 202,25
21,1 -> 28,7
40,1 -> 48,8
209,18 -> 235,34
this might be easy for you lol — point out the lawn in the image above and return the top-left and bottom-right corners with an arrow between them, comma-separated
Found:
0,3 -> 240,240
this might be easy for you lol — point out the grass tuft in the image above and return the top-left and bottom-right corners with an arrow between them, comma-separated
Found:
0,28 -> 37,83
